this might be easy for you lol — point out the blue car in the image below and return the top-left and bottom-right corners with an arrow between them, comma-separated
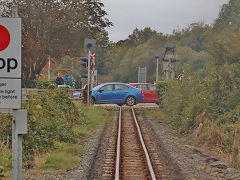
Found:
91,82 -> 143,106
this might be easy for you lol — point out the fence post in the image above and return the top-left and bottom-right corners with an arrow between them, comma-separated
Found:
195,123 -> 203,146
231,126 -> 240,166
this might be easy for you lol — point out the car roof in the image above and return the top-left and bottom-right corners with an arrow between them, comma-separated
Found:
129,83 -> 155,85
102,82 -> 130,85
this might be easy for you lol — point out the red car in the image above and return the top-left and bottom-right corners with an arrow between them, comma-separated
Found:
129,83 -> 158,103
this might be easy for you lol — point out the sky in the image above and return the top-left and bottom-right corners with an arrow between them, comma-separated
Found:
101,0 -> 229,42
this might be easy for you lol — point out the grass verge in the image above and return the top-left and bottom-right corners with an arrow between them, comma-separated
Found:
30,103 -> 113,173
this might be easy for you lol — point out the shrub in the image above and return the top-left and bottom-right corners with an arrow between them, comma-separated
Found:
155,79 -> 169,107
20,88 -> 84,167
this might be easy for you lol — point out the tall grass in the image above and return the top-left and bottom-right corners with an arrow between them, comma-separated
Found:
0,137 -> 11,158
0,136 -> 12,178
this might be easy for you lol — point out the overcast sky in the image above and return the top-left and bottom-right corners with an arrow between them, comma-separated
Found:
101,0 -> 229,42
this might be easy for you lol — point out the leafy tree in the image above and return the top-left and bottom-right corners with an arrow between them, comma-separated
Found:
0,0 -> 112,83
214,0 -> 240,30
207,27 -> 240,65
95,30 -> 113,75
174,22 -> 211,52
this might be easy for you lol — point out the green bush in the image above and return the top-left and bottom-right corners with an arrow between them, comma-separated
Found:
21,87 -> 84,167
155,79 -> 169,107
34,75 -> 55,89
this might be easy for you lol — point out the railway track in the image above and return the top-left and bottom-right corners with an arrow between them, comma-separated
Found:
102,107 -> 165,180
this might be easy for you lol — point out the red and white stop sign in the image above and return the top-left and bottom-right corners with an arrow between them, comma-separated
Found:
0,25 -> 11,51
0,18 -> 21,78
0,18 -> 22,109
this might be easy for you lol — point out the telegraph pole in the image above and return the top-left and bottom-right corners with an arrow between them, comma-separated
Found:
154,52 -> 162,83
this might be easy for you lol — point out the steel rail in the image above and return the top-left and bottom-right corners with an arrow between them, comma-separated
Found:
115,107 -> 121,180
131,107 -> 157,180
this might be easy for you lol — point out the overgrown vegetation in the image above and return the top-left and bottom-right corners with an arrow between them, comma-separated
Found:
0,136 -> 12,178
0,86 -> 113,178
152,63 -> 240,165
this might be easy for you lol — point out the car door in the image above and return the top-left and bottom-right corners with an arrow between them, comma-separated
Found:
97,84 -> 114,103
147,84 -> 158,102
139,84 -> 151,102
113,84 -> 129,103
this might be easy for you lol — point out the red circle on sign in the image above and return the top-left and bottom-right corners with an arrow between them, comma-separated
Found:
0,25 -> 10,51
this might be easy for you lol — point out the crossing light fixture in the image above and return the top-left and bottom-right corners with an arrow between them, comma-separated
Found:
84,39 -> 96,51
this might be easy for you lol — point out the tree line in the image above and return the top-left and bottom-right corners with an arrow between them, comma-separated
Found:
97,0 -> 240,84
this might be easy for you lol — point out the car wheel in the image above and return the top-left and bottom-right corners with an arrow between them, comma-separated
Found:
90,97 -> 95,105
126,96 -> 136,106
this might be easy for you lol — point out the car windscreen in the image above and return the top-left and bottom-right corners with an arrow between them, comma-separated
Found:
100,84 -> 114,91
92,84 -> 104,91
148,84 -> 156,90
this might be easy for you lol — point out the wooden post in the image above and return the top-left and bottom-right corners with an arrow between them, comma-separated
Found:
231,126 -> 240,166
195,123 -> 203,146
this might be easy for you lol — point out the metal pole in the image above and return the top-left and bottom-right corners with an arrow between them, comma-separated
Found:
95,70 -> 98,86
145,66 -> 147,83
48,56 -> 50,81
11,5 -> 23,180
87,50 -> 91,106
12,112 -> 23,180
12,115 -> 18,180
156,57 -> 159,82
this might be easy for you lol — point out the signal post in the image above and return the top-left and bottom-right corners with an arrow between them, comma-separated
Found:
84,39 -> 96,106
